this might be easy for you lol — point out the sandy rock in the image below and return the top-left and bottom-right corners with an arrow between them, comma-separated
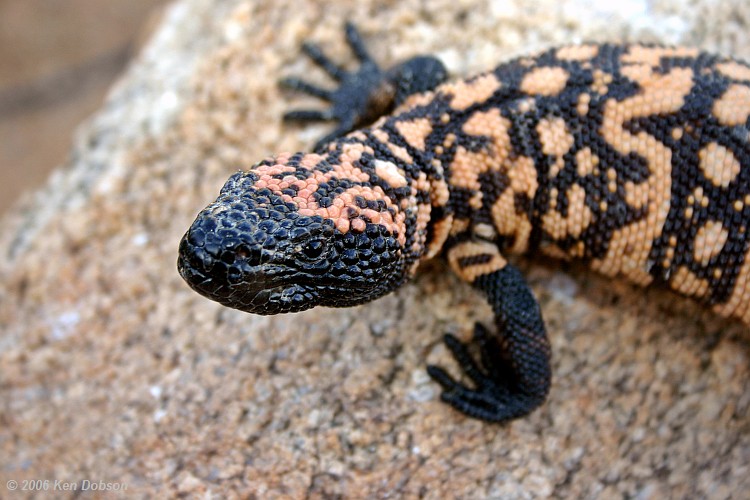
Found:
1,0 -> 749,497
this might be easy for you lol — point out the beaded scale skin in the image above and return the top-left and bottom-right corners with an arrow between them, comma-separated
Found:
178,23 -> 750,422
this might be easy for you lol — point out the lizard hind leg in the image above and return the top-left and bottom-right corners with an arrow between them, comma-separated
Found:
429,240 -> 551,422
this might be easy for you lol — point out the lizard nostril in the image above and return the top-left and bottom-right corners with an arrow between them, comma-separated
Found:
233,243 -> 263,266
236,246 -> 249,260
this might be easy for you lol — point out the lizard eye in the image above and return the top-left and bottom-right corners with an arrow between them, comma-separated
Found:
300,239 -> 326,260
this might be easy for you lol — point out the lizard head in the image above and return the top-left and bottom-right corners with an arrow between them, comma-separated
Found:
177,153 -> 408,315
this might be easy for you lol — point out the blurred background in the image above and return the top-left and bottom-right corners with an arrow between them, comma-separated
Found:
0,0 -> 167,214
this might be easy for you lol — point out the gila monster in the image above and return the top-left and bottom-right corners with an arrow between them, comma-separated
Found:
178,23 -> 750,422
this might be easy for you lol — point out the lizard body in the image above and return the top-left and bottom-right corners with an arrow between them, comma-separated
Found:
178,24 -> 750,422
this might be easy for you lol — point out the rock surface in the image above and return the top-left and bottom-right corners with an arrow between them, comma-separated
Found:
1,0 -> 749,497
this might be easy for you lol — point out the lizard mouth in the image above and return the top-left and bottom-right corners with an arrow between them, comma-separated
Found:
178,234 -> 385,315
177,237 -> 321,315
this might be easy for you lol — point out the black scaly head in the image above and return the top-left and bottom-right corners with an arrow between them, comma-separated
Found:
178,159 -> 408,315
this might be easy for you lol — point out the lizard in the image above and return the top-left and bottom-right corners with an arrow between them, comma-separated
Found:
177,22 -> 750,422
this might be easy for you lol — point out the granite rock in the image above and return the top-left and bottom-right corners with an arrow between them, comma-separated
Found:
1,0 -> 749,497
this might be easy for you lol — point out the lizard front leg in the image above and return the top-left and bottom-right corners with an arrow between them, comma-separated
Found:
428,240 -> 551,422
280,22 -> 447,151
